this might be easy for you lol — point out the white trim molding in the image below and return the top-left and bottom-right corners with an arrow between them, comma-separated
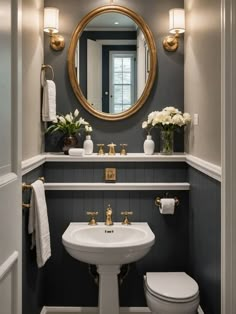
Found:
0,172 -> 18,188
186,154 -> 221,182
41,306 -> 204,314
221,0 -> 236,313
21,154 -> 45,176
41,307 -> 151,314
0,251 -> 19,282
22,153 -> 221,182
44,182 -> 190,191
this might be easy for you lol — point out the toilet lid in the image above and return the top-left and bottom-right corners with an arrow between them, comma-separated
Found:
146,272 -> 199,300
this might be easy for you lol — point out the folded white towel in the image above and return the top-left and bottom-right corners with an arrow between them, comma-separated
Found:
69,148 -> 85,156
42,80 -> 57,122
28,179 -> 51,268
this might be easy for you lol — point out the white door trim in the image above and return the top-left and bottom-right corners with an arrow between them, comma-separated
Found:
221,0 -> 236,313
0,251 -> 19,281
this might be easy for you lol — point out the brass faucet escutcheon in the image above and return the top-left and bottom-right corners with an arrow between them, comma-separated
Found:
121,211 -> 133,225
86,211 -> 99,225
105,204 -> 113,225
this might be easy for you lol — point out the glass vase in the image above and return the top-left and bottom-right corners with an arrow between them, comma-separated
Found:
160,130 -> 174,154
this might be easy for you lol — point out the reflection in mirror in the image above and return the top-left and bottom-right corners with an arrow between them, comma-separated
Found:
68,5 -> 157,121
75,12 -> 149,114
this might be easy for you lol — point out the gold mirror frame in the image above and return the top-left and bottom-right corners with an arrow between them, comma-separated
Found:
68,5 -> 157,121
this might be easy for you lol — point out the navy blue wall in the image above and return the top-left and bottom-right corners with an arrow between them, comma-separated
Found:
188,167 -> 221,314
44,0 -> 184,153
22,167 -> 45,314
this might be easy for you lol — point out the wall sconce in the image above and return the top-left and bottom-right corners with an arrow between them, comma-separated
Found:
44,7 -> 65,51
163,8 -> 185,52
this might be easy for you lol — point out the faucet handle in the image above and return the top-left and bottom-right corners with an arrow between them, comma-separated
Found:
86,211 -> 99,225
121,211 -> 133,225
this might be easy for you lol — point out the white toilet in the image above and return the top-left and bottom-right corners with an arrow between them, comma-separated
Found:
144,272 -> 200,314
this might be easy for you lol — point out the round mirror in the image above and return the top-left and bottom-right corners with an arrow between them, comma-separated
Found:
68,5 -> 157,121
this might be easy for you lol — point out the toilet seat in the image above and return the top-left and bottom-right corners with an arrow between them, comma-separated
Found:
145,272 -> 199,303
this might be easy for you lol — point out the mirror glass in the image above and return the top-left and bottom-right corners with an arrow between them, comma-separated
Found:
68,6 -> 157,121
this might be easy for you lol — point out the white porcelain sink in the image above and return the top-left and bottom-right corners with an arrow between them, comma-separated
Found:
62,222 -> 155,265
62,222 -> 155,314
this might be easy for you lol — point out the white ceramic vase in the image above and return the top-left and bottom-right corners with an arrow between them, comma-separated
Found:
143,135 -> 155,155
83,135 -> 94,155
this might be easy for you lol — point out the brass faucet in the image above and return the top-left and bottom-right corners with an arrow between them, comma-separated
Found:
105,204 -> 113,225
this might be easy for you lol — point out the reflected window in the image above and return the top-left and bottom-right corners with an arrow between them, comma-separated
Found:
110,52 -> 136,114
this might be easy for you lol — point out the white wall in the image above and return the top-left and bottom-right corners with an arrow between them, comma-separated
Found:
184,0 -> 221,166
22,0 -> 44,160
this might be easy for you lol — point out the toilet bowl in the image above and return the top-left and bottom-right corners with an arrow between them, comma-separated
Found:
144,272 -> 200,314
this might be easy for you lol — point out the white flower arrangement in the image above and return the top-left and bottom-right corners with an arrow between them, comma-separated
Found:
46,109 -> 90,136
85,124 -> 93,134
142,106 -> 191,132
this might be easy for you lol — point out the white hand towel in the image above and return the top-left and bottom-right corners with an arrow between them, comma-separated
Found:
42,80 -> 57,122
28,179 -> 51,268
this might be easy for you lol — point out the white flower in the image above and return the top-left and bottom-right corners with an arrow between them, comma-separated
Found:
78,117 -> 89,125
85,125 -> 93,133
172,114 -> 185,126
65,114 -> 72,123
148,111 -> 159,124
74,109 -> 79,117
163,106 -> 181,115
142,121 -> 148,129
58,116 -> 66,124
183,112 -> 191,124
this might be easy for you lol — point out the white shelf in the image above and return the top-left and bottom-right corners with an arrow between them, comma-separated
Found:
44,182 -> 190,191
43,153 -> 186,163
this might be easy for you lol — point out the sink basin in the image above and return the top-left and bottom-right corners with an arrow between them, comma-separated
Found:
62,222 -> 155,314
62,222 -> 155,265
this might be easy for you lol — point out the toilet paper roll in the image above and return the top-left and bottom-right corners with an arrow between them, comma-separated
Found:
159,198 -> 175,215
68,148 -> 85,156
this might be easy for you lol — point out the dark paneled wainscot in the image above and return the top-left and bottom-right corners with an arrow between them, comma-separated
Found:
42,160 -> 189,306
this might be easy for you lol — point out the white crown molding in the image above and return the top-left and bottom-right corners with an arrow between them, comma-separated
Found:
21,155 -> 45,176
21,153 -> 221,182
186,154 -> 221,182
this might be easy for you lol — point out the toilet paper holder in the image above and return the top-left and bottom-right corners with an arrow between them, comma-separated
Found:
155,195 -> 179,208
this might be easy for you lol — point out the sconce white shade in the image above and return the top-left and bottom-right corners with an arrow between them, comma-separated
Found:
169,8 -> 185,34
44,7 -> 59,34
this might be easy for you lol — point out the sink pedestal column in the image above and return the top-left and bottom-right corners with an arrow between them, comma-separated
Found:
97,265 -> 120,314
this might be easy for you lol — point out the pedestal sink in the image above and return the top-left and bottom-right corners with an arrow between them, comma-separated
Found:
62,222 -> 155,314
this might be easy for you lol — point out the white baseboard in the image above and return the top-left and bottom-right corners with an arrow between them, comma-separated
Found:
41,305 -> 204,314
41,307 -> 151,314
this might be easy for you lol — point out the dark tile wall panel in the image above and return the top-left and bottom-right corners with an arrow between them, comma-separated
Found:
22,167 -> 46,314
44,190 -> 189,306
44,162 -> 188,183
188,167 -> 221,314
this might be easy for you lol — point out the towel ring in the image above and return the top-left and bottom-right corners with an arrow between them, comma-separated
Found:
41,64 -> 54,86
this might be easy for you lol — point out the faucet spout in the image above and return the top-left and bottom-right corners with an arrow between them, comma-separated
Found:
105,204 -> 113,225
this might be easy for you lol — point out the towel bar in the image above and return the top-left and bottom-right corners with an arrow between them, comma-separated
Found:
22,177 -> 45,191
22,177 -> 45,209
41,64 -> 54,86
